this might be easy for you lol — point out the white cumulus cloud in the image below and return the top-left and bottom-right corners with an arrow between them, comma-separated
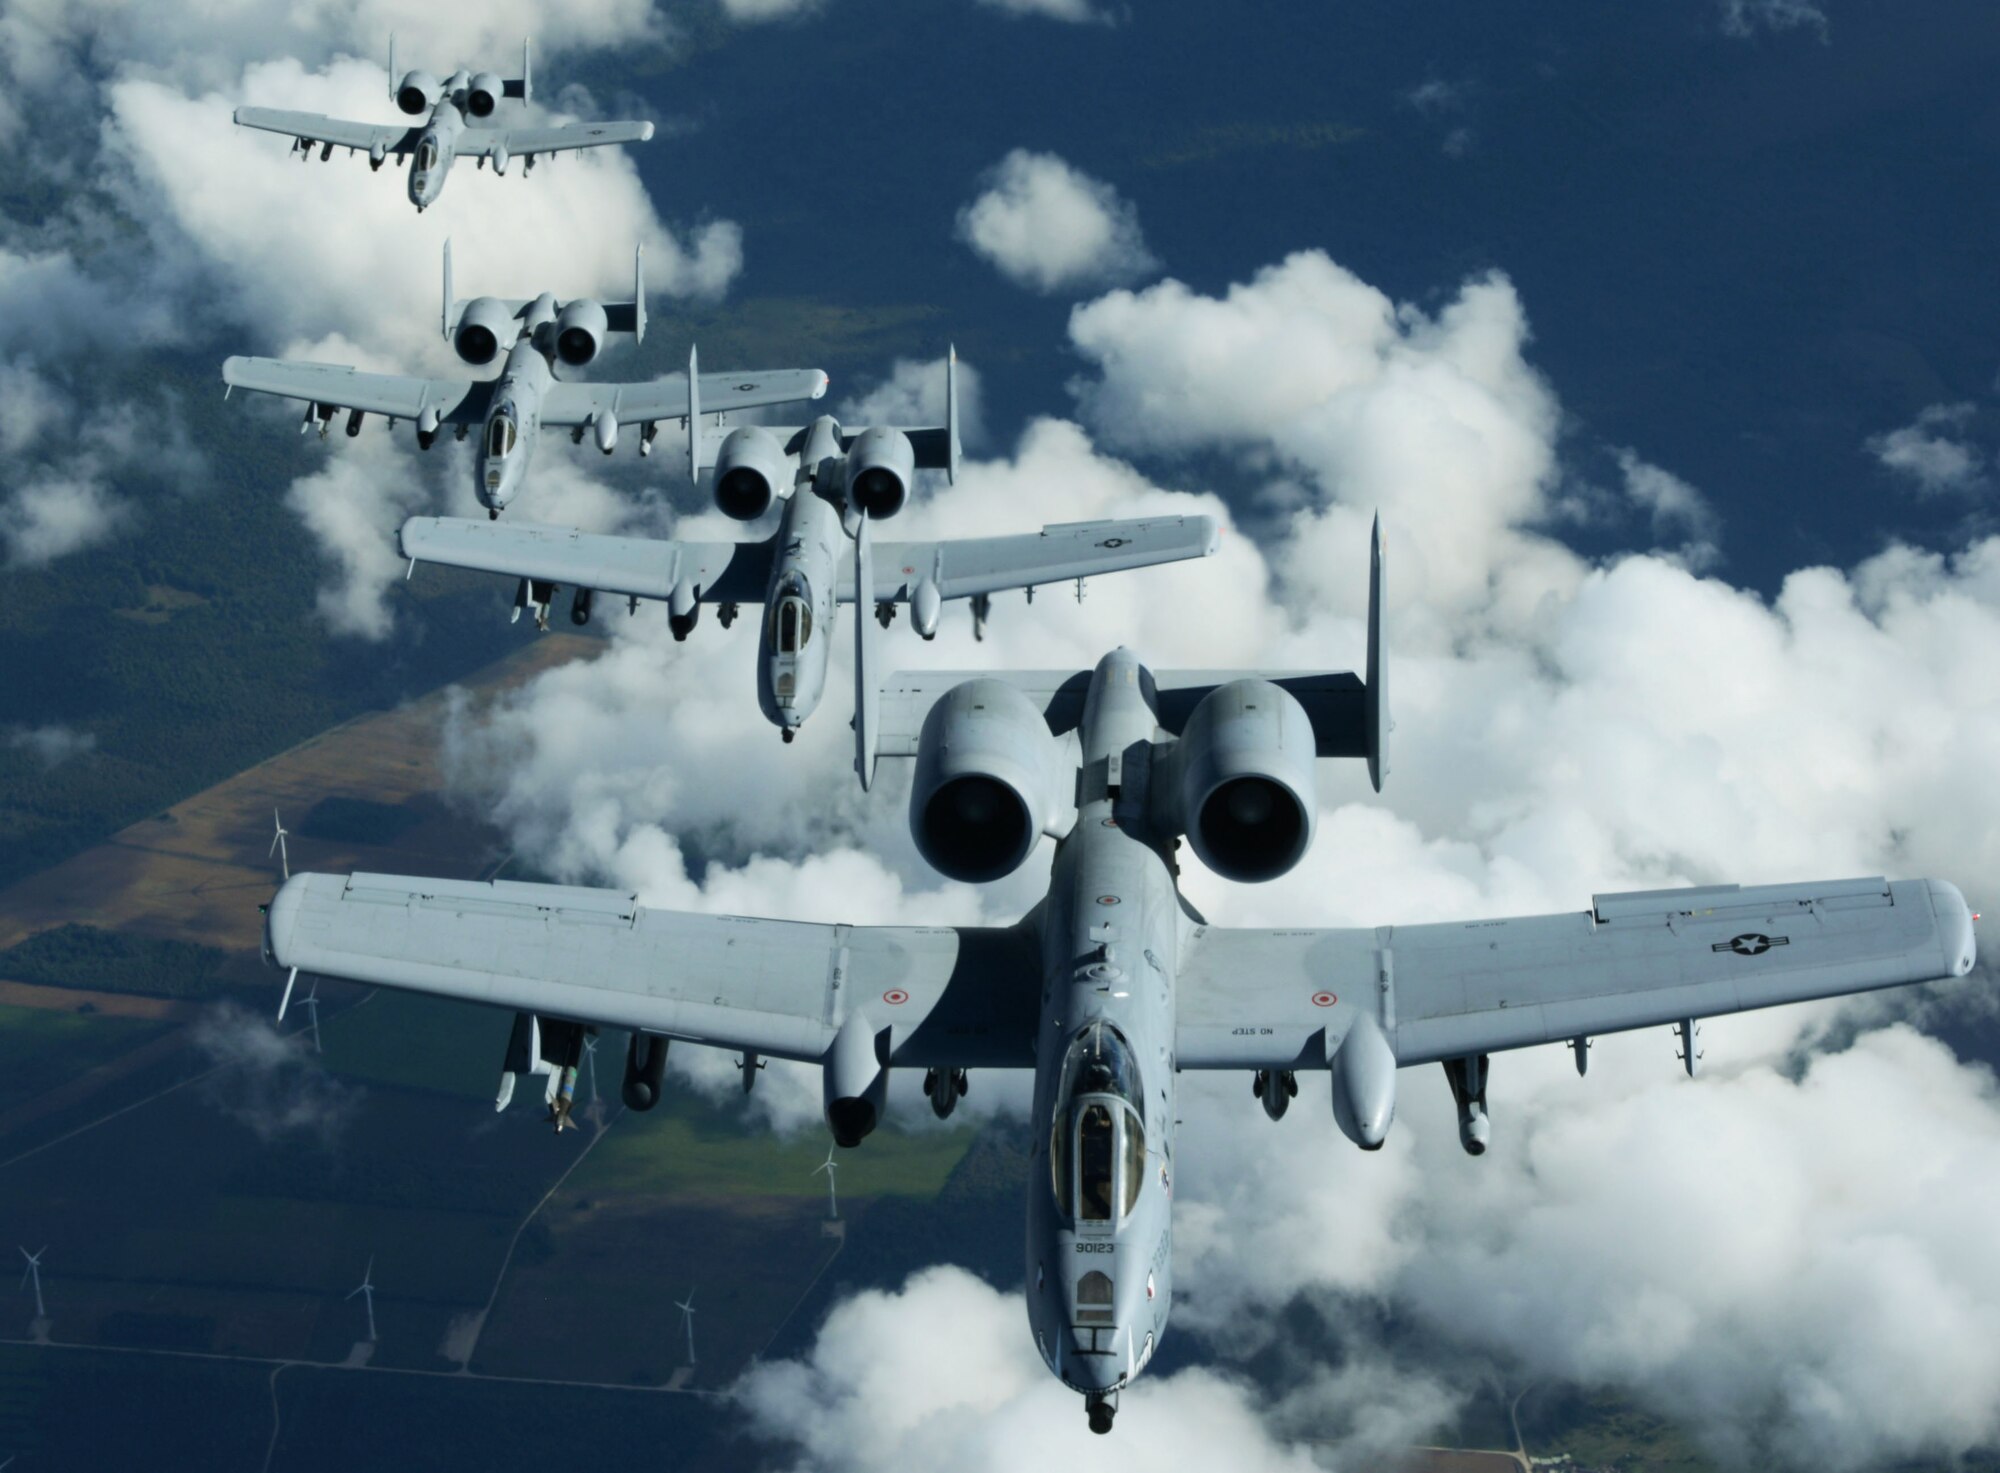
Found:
956,150 -> 1158,295
1867,402 -> 1985,495
1719,0 -> 1830,40
975,0 -> 1108,21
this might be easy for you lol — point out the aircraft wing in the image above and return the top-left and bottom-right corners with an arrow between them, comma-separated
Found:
233,107 -> 419,154
222,357 -> 488,423
837,516 -> 1221,604
1173,876 -> 1977,1070
539,368 -> 831,429
399,517 -> 775,605
459,121 -> 656,157
264,871 -> 1040,1070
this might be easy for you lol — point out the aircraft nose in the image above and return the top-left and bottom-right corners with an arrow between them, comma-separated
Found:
1061,1331 -> 1126,1394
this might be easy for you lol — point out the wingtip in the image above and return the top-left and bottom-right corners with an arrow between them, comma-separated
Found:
1929,879 -> 1978,977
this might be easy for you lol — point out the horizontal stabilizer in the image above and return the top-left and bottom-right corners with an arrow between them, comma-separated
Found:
874,667 -> 1374,761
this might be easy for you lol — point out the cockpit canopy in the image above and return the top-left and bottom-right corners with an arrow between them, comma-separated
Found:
1049,1023 -> 1147,1225
416,138 -> 438,173
767,578 -> 813,655
486,411 -> 517,459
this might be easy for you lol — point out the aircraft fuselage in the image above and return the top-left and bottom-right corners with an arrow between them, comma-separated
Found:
754,418 -> 846,733
1023,649 -> 1182,1422
472,337 -> 551,513
407,77 -> 475,211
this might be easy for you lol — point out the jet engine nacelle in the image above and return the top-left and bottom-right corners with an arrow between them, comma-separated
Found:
553,298 -> 607,368
454,296 -> 515,365
909,678 -> 1067,884
844,427 -> 914,520
396,70 -> 441,115
713,425 -> 791,521
1167,678 -> 1317,883
465,72 -> 504,118
823,1013 -> 888,1148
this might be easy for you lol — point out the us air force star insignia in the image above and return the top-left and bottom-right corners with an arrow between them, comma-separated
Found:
1713,932 -> 1790,956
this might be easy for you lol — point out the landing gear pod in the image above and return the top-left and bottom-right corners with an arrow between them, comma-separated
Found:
668,581 -> 699,641
911,578 -> 941,640
622,1031 -> 669,1110
1329,1012 -> 1396,1150
823,1012 -> 887,1147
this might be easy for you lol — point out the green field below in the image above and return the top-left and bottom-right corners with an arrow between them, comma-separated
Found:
313,990 -> 516,1104
579,1092 -> 975,1202
0,1003 -> 173,1113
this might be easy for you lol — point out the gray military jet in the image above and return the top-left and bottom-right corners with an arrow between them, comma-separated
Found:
235,39 -> 653,212
222,241 -> 828,516
259,523 -> 1977,1433
395,349 -> 1219,766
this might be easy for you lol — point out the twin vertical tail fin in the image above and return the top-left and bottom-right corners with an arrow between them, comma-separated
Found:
503,38 -> 533,101
387,35 -> 398,100
633,242 -> 646,345
686,344 -> 701,486
944,345 -> 961,486
854,517 -> 880,790
440,238 -> 454,343
1362,514 -> 1388,793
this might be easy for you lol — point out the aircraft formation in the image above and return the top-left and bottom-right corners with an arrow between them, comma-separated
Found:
230,38 -> 1979,1438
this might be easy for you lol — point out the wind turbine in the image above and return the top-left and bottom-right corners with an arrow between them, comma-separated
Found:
347,1256 -> 378,1342
674,1289 -> 696,1366
270,810 -> 305,1024
814,1147 -> 840,1220
18,1247 -> 45,1321
582,1034 -> 599,1105
297,979 -> 322,1053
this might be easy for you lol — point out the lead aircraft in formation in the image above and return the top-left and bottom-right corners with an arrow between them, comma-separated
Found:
235,39 -> 654,212
260,524 -> 1979,1434
222,241 -> 829,516
397,349 -> 1220,754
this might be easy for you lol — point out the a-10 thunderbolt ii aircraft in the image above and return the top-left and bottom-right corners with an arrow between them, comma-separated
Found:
394,349 -> 1220,764
234,39 -> 654,212
221,241 -> 828,517
259,522 -> 1978,1433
